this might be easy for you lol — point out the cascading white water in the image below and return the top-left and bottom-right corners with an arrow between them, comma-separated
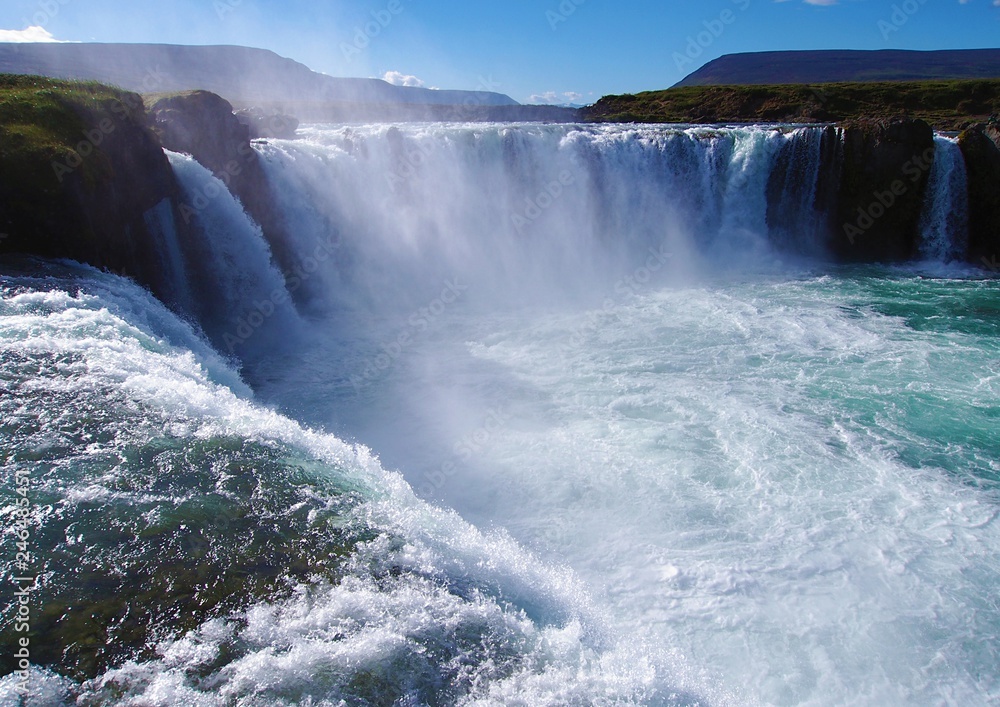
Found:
253,124 -> 811,319
141,197 -> 195,313
167,151 -> 303,356
233,124 -> 996,705
766,127 -> 826,254
919,135 -> 970,262
714,128 -> 787,254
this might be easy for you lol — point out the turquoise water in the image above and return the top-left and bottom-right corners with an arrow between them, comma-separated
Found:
2,260 -> 997,705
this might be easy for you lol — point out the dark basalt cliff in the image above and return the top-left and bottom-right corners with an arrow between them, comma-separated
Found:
764,118 -> 938,262
829,119 -> 936,261
958,122 -> 1000,264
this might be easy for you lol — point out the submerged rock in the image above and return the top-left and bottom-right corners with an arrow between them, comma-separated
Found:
0,353 -> 365,680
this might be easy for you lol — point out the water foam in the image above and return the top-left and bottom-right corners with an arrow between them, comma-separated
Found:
0,266 -> 724,705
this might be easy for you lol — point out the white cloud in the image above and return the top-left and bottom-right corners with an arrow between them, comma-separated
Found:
382,71 -> 425,88
528,91 -> 586,105
0,26 -> 66,43
528,91 -> 560,104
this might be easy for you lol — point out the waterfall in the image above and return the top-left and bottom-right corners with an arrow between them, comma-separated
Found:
251,125 -> 823,319
142,197 -> 195,314
3,122 -> 993,707
164,123 -> 974,341
919,135 -> 970,262
766,127 -> 826,254
166,151 -> 302,357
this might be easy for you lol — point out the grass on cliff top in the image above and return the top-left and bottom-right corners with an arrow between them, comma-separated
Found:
0,74 -> 144,191
583,79 -> 1000,130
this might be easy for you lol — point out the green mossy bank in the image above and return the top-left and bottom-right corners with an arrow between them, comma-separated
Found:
0,75 -> 183,300
581,79 -> 1000,130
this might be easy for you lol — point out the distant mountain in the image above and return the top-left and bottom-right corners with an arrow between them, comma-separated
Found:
676,49 -> 1000,87
0,43 -> 518,108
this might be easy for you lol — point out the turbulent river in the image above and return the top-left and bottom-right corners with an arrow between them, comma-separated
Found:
1,123 -> 998,706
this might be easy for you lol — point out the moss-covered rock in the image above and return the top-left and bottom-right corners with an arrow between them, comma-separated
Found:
0,75 -> 186,301
147,90 -> 257,182
236,106 -> 300,139
958,122 -> 1000,266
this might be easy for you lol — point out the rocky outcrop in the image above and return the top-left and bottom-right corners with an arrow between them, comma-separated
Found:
0,78 -> 188,303
828,118 -> 936,261
958,121 -> 1000,265
236,107 -> 299,139
147,91 -> 296,276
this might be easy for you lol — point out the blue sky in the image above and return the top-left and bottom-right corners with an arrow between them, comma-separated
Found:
0,0 -> 998,103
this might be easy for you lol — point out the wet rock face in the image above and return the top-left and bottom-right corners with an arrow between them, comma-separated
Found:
958,122 -> 1000,266
828,118 -> 936,262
